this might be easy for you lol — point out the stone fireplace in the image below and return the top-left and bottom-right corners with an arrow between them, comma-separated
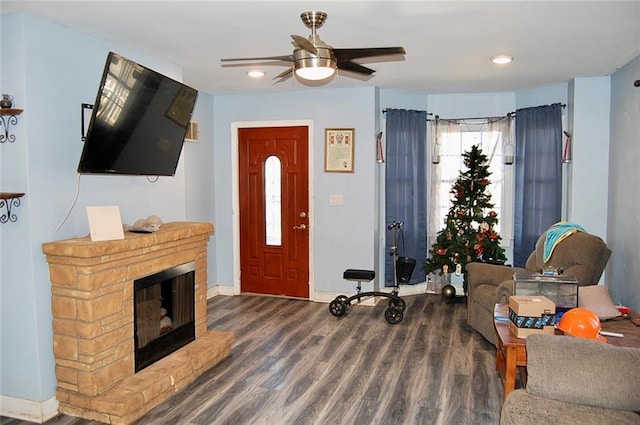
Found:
42,222 -> 234,424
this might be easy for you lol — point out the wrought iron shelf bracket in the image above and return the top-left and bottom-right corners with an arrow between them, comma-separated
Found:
0,108 -> 23,144
0,193 -> 25,224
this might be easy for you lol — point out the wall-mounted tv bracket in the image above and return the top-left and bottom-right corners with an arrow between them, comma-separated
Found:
81,103 -> 94,141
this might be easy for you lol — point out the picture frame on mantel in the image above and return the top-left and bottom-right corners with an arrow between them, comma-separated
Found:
324,128 -> 355,173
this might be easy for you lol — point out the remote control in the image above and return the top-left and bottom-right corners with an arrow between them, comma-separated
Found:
625,310 -> 640,326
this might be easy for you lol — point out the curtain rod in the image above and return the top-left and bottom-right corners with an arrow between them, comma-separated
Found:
429,114 -> 511,122
382,109 -> 433,116
382,103 -> 566,121
427,103 -> 566,122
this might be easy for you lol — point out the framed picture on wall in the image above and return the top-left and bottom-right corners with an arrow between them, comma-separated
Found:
324,128 -> 355,173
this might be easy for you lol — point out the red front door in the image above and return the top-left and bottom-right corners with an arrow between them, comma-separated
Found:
238,126 -> 310,298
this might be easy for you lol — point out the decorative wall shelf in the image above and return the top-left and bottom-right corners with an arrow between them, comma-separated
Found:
0,192 -> 25,223
0,108 -> 23,143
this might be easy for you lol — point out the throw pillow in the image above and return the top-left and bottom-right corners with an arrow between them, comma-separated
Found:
578,285 -> 622,320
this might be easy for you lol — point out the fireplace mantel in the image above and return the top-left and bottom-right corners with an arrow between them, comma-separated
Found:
43,221 -> 214,258
42,222 -> 234,424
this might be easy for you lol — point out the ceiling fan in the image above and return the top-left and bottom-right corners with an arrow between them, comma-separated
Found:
221,11 -> 406,83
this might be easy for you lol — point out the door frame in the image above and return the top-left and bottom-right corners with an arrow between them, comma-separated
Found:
230,120 -> 315,299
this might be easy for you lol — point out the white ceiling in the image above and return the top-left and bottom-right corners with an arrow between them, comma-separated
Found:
3,1 -> 640,95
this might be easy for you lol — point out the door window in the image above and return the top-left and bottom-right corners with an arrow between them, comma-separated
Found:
265,155 -> 282,246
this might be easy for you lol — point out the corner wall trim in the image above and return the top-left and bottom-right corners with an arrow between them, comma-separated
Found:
0,395 -> 59,423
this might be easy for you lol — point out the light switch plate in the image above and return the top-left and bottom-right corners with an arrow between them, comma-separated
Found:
329,194 -> 344,206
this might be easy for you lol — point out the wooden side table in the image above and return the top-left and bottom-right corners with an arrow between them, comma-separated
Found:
493,304 -> 527,399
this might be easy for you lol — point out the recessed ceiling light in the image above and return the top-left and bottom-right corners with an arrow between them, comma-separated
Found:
247,70 -> 265,78
491,55 -> 513,65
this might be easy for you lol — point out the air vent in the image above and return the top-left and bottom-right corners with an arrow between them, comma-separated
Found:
185,121 -> 200,142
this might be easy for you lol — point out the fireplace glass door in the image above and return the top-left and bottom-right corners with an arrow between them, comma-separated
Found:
134,261 -> 196,371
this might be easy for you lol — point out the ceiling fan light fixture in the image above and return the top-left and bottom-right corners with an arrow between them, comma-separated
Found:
491,55 -> 513,65
295,65 -> 335,81
294,57 -> 336,81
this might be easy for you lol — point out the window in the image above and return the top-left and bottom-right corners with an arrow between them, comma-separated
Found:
429,118 -> 514,247
265,155 -> 282,246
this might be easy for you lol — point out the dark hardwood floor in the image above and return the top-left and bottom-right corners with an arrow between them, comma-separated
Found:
2,293 -> 504,425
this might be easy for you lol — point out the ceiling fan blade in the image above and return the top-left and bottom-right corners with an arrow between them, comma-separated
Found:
333,47 -> 406,63
337,61 -> 376,76
291,35 -> 318,55
274,68 -> 294,81
221,55 -> 293,63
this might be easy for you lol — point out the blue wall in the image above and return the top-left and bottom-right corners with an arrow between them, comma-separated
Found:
1,14 -> 194,415
211,88 -> 379,295
608,55 -> 640,308
568,77 -> 611,238
2,11 -> 639,421
183,92 -> 217,291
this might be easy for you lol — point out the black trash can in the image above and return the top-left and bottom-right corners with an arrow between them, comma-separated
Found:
396,256 -> 416,283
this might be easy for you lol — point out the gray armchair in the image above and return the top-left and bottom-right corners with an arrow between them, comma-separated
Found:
500,334 -> 640,425
466,230 -> 611,345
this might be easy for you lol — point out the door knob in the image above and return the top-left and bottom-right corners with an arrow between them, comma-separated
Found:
293,224 -> 307,230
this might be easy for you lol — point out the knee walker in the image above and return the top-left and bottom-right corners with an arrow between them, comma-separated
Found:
328,221 -> 407,324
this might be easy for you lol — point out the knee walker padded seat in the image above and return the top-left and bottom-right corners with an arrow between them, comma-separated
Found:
343,269 -> 376,283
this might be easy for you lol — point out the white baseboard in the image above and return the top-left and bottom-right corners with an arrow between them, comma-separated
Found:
206,287 -> 381,305
0,394 -> 58,423
313,282 -> 427,304
213,285 -> 235,297
396,282 -> 428,296
206,284 -> 237,299
207,282 -> 429,303
206,286 -> 219,299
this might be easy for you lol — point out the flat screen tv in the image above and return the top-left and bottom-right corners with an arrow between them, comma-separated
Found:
78,52 -> 198,176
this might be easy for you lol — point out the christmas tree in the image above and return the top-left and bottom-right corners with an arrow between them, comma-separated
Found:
423,145 -> 507,292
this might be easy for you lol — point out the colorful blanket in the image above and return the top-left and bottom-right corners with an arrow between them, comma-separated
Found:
543,222 -> 586,262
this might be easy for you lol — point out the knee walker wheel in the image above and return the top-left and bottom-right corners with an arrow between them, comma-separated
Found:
385,306 -> 403,324
329,298 -> 348,317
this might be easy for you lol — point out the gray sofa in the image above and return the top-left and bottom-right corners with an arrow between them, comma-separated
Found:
466,230 -> 611,345
500,334 -> 640,425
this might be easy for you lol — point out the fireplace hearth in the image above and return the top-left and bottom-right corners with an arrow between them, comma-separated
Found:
42,222 -> 234,424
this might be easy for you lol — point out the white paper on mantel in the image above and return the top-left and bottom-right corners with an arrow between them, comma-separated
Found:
86,206 -> 125,241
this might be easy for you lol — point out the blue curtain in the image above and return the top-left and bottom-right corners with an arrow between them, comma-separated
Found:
384,109 -> 428,285
513,103 -> 563,267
